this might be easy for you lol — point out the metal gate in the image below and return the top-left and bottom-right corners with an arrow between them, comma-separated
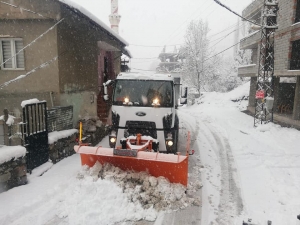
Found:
22,101 -> 49,172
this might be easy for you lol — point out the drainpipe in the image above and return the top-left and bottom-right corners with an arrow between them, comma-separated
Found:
50,91 -> 54,108
3,109 -> 11,146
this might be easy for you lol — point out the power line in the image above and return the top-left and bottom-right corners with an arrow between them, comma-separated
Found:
0,1 -> 51,19
131,67 -> 156,72
213,0 -> 261,26
129,4 -> 262,49
210,29 -> 238,47
0,53 -> 66,89
131,40 -> 241,72
130,44 -> 181,48
0,18 -> 64,68
131,57 -> 158,60
161,1 -> 214,45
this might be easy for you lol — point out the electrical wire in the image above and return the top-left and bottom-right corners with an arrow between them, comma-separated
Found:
213,0 -> 262,26
0,52 -> 68,89
131,57 -> 158,60
131,67 -> 156,72
129,6 -> 261,49
0,1 -> 51,19
0,18 -> 64,68
130,44 -> 181,48
160,1 -> 214,45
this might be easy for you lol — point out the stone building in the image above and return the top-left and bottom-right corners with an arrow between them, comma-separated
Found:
238,0 -> 300,126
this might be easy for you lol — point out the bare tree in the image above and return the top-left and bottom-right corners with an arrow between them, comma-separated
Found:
182,19 -> 251,94
182,20 -> 222,94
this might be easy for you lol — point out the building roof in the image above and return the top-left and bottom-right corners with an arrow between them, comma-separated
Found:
58,0 -> 129,47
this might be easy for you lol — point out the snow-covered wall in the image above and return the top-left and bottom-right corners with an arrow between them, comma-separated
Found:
0,146 -> 27,193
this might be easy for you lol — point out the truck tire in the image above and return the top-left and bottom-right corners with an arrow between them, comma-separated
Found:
172,115 -> 179,154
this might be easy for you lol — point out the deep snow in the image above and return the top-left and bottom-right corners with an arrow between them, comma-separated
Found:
1,81 -> 300,225
183,82 -> 300,225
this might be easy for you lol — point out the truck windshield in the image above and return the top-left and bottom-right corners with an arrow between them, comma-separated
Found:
113,80 -> 173,107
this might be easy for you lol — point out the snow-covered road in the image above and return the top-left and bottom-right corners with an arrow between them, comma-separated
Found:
1,82 -> 300,225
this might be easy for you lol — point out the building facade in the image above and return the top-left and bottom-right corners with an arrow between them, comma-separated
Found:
238,0 -> 300,124
0,0 -> 130,125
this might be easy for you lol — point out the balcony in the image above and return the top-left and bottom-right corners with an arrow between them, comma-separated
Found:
240,30 -> 260,49
238,64 -> 257,77
242,0 -> 263,19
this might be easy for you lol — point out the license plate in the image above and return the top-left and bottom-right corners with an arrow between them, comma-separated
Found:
113,149 -> 138,157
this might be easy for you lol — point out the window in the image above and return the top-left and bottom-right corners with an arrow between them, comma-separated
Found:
295,0 -> 300,23
113,80 -> 174,107
290,39 -> 300,70
0,39 -> 25,70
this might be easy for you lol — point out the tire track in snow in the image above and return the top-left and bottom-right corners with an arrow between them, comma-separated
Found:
131,109 -> 202,225
180,107 -> 243,225
201,121 -> 243,225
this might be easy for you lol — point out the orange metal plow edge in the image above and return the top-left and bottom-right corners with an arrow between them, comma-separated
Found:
74,145 -> 188,186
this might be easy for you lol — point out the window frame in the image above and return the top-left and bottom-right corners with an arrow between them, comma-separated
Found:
295,0 -> 300,24
0,38 -> 25,70
290,39 -> 300,70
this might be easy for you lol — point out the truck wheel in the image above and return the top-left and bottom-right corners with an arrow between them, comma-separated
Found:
172,130 -> 178,154
172,116 -> 179,154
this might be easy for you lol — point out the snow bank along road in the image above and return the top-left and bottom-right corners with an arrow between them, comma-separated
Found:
187,86 -> 300,225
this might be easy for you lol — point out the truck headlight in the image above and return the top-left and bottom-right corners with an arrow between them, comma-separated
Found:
165,133 -> 173,147
109,131 -> 117,148
152,98 -> 160,106
123,97 -> 129,104
167,140 -> 173,146
110,137 -> 116,143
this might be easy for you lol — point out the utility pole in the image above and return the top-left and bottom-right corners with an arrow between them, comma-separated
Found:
254,0 -> 279,126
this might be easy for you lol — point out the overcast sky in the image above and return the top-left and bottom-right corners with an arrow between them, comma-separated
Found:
72,0 -> 253,70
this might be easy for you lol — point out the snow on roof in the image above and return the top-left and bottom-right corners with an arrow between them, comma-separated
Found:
123,46 -> 132,58
0,145 -> 26,164
117,72 -> 175,81
58,0 -> 129,46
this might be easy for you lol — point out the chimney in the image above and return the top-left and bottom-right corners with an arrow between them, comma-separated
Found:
109,0 -> 121,34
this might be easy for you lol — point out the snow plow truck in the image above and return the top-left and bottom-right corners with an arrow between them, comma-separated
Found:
74,72 -> 192,186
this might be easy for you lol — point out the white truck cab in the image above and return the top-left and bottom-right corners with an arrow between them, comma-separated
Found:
107,72 -> 184,153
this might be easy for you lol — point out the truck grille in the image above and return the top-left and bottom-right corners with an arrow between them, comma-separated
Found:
125,121 -> 157,138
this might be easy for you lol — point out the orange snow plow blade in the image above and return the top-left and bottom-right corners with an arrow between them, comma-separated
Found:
74,145 -> 189,186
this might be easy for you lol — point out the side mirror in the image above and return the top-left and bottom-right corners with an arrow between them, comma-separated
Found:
180,87 -> 188,105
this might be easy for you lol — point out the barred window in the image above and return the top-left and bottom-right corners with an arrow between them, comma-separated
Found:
0,39 -> 25,70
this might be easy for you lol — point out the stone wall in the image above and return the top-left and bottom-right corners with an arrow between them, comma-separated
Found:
78,118 -> 108,146
0,156 -> 27,193
49,119 -> 108,164
49,133 -> 77,164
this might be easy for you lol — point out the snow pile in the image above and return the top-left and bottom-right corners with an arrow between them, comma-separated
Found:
225,81 -> 250,101
0,114 -> 15,126
29,162 -> 53,178
48,129 -> 78,144
181,83 -> 300,224
78,162 -> 199,213
0,145 -> 26,164
195,81 -> 250,111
